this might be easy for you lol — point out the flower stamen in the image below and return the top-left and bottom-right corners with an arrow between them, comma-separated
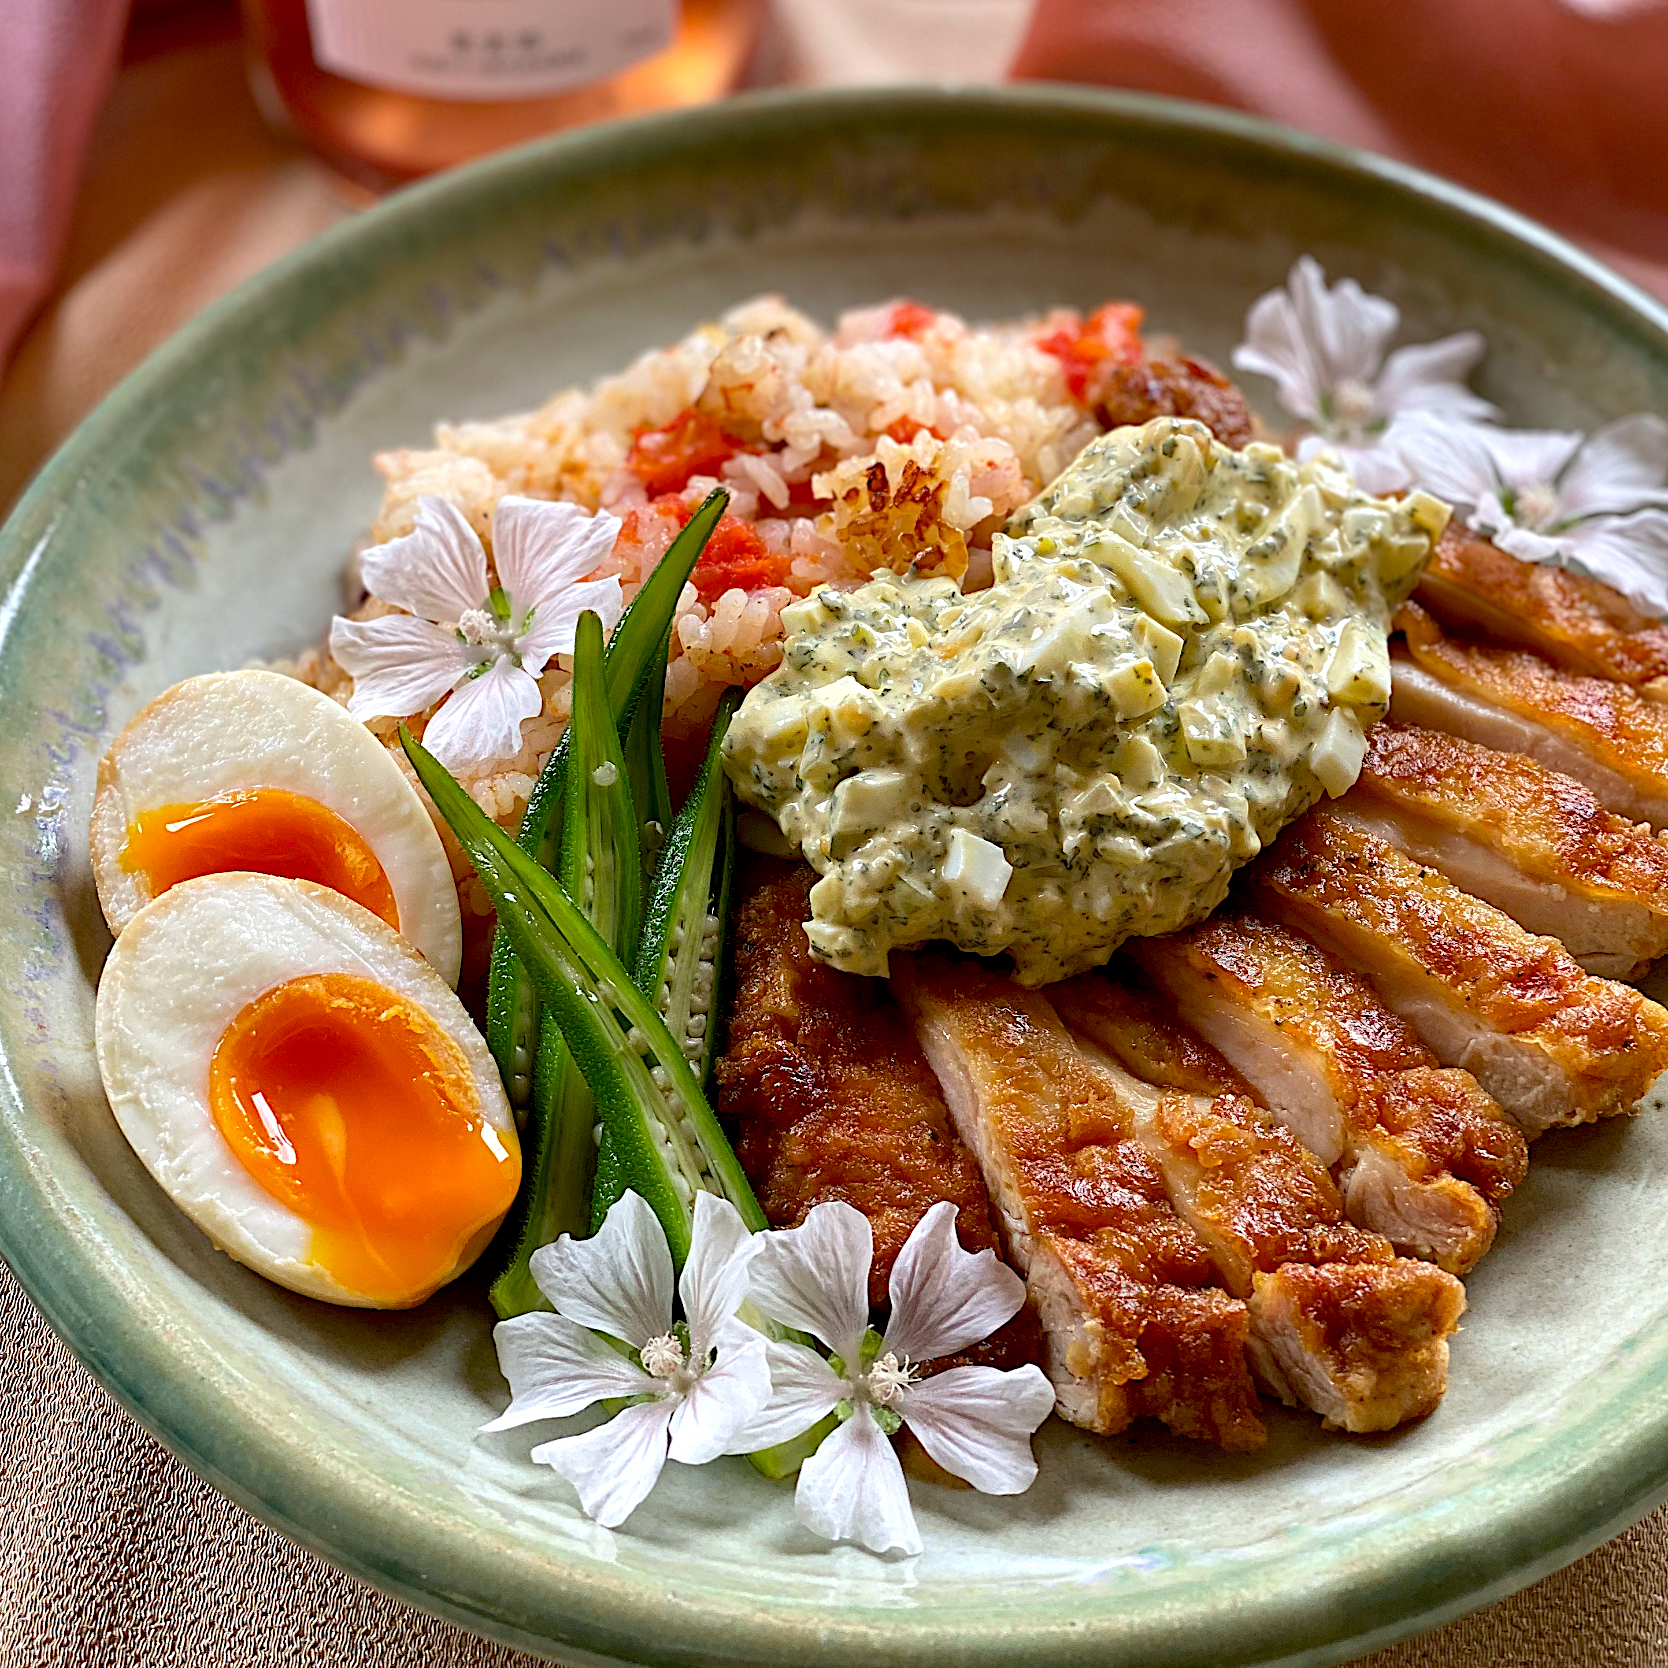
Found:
1328,377 -> 1380,443
640,1331 -> 688,1382
1516,481 -> 1561,531
863,1350 -> 915,1407
456,607 -> 499,647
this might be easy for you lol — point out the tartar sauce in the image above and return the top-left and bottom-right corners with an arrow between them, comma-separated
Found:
723,416 -> 1449,984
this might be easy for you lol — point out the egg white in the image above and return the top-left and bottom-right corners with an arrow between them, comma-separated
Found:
90,669 -> 463,985
94,871 -> 516,1308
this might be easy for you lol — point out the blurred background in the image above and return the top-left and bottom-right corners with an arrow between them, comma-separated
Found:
4,0 -> 1667,510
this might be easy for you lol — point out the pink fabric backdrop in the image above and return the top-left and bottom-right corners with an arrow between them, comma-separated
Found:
0,0 -> 129,363
1014,0 -> 1668,301
7,0 -> 1668,367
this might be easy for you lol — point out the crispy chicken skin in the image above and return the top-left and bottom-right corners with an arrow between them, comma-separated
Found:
1128,913 -> 1523,1274
1247,1260 -> 1465,1434
899,955 -> 1465,1438
1048,965 -> 1255,1100
1392,601 -> 1668,830
1416,524 -> 1668,693
1340,723 -> 1668,979
893,952 -> 1268,1450
717,858 -> 1011,1313
1051,974 -> 1380,1293
1254,812 -> 1668,1138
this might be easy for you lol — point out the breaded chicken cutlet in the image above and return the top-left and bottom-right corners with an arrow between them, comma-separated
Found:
716,856 -> 1038,1368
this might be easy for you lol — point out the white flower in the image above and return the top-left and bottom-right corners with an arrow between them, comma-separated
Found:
330,494 -> 623,772
1233,256 -> 1497,492
739,1200 -> 1056,1557
481,1190 -> 771,1528
1396,413 -> 1668,614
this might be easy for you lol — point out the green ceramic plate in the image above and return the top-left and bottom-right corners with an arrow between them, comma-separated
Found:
5,86 -> 1668,1668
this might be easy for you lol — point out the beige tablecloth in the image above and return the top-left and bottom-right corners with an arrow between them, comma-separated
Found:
8,19 -> 1668,1668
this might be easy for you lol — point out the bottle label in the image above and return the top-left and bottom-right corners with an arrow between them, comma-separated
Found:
304,0 -> 677,101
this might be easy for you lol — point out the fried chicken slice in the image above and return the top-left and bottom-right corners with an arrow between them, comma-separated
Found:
1063,1019 -> 1465,1435
1247,1260 -> 1465,1434
1059,979 -> 1467,1430
1415,523 -> 1668,693
1254,811 -> 1668,1137
1392,600 -> 1668,830
716,857 -> 1041,1372
1048,964 -> 1255,1100
892,952 -> 1267,1449
1339,722 -> 1668,979
1050,971 -> 1373,1294
1126,912 -> 1523,1274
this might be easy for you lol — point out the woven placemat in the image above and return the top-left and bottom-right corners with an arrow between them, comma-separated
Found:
4,1259 -> 1665,1668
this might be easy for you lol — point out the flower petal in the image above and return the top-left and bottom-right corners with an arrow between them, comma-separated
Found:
1374,333 -> 1496,424
667,1327 -> 774,1465
492,496 -> 622,613
531,1400 -> 674,1528
1491,523 -> 1570,564
724,1338 -> 847,1453
1563,510 -> 1668,615
329,614 -> 477,721
882,1201 -> 1026,1364
1234,257 -> 1397,425
1556,415 -> 1668,521
1394,416 -> 1557,511
1296,432 -> 1412,496
747,1200 -> 873,1359
360,496 -> 490,623
518,578 -> 625,674
1233,286 -> 1324,422
479,1313 -> 654,1431
419,657 -> 543,772
530,1191 -> 675,1349
794,1405 -> 921,1556
897,1364 -> 1056,1495
1290,256 -> 1399,397
679,1190 -> 761,1360
1483,427 -> 1586,496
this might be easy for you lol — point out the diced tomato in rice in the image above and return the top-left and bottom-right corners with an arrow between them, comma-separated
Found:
884,300 -> 939,340
1037,302 -> 1145,402
883,415 -> 942,444
627,409 -> 744,495
689,512 -> 791,602
642,493 -> 792,601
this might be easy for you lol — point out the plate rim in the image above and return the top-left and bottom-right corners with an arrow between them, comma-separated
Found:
5,81 -> 1668,1668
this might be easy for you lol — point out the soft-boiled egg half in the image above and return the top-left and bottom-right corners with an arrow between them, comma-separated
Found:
96,872 -> 520,1307
90,669 -> 462,985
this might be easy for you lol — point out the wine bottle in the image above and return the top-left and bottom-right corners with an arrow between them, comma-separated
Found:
242,0 -> 764,191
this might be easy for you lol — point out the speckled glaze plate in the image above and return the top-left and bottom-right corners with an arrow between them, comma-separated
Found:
5,86 -> 1668,1668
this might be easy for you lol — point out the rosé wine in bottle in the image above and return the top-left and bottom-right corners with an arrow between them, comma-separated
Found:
242,0 -> 763,191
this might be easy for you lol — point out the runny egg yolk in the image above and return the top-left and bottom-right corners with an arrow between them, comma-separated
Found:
208,972 -> 519,1305
122,789 -> 400,930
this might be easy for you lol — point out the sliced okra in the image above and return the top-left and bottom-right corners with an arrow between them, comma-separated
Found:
484,488 -> 728,1110
404,725 -> 768,1268
488,612 -> 642,1317
588,691 -> 739,1225
623,625 -> 674,899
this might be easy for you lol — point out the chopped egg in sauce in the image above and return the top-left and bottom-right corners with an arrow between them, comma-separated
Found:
90,670 -> 462,984
724,416 -> 1449,984
95,873 -> 518,1307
